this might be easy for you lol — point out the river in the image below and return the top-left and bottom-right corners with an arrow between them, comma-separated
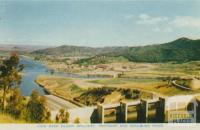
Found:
20,57 -> 51,96
19,57 -> 101,96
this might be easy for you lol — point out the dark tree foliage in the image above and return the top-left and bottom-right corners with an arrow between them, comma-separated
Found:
0,53 -> 23,112
6,88 -> 25,119
121,89 -> 140,99
26,90 -> 50,123
55,108 -> 69,123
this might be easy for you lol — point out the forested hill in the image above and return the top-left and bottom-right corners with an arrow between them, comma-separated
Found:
32,37 -> 200,63
31,45 -> 128,57
118,37 -> 200,62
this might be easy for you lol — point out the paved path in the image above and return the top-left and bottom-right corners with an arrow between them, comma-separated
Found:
44,95 -> 79,111
172,80 -> 191,90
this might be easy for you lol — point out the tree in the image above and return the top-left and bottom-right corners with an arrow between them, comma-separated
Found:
164,76 -> 172,85
55,108 -> 69,123
50,69 -> 55,75
74,117 -> 80,124
6,88 -> 25,119
45,111 -> 51,123
0,53 -> 23,112
26,90 -> 50,123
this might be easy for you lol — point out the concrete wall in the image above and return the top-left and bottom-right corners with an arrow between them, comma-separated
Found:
50,96 -> 200,123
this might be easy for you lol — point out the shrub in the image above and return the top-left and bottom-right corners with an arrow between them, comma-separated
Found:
74,117 -> 80,124
26,90 -> 50,123
6,88 -> 25,119
56,108 -> 69,123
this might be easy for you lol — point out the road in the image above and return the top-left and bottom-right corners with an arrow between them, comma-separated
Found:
172,80 -> 191,90
44,95 -> 79,111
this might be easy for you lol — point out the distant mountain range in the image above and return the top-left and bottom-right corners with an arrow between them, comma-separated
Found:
31,37 -> 200,63
31,45 -> 128,57
0,44 -> 50,53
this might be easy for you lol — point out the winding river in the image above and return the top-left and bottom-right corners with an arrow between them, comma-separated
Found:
20,57 -> 51,96
19,57 -> 100,96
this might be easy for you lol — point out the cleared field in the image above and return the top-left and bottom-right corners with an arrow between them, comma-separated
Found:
89,78 -> 160,85
36,76 -> 200,108
36,75 -> 153,106
121,61 -> 200,79
88,77 -> 200,96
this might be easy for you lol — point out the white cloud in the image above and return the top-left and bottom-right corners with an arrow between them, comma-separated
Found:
171,16 -> 200,28
137,13 -> 168,25
135,13 -> 200,34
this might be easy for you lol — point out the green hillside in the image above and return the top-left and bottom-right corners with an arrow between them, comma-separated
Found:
32,37 -> 200,63
31,45 -> 128,57
121,37 -> 200,62
75,55 -> 129,65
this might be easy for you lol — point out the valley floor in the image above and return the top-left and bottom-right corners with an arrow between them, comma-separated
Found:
35,74 -> 200,107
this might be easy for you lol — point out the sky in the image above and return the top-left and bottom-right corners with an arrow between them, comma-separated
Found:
0,0 -> 200,47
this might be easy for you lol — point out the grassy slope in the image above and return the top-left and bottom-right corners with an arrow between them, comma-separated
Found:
120,61 -> 200,79
0,114 -> 25,123
36,75 -> 85,99
36,75 -> 153,105
36,74 -> 200,100
88,78 -> 200,96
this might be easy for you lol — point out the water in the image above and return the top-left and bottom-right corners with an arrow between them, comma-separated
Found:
19,57 -> 103,96
20,58 -> 50,96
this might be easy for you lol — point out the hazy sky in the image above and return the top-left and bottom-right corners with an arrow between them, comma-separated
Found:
0,0 -> 200,47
